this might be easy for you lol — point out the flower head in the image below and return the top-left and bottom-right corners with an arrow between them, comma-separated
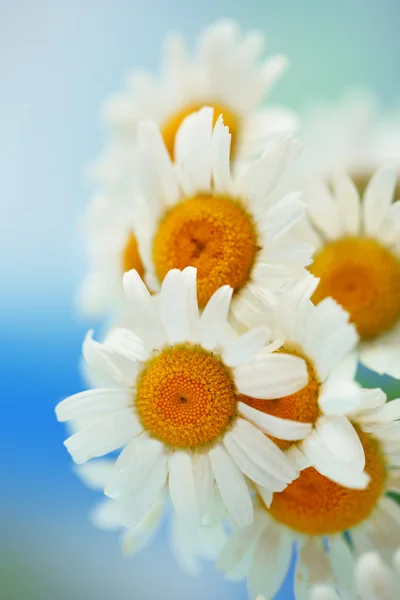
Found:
57,268 -> 308,528
299,166 -> 400,378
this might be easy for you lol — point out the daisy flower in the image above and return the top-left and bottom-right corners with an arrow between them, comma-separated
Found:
217,389 -> 400,599
311,548 -> 400,600
238,275 -> 367,490
299,166 -> 400,378
79,106 -> 311,319
296,89 -> 400,195
56,267 -> 308,529
131,106 -> 312,326
76,459 -> 227,575
93,18 -> 297,188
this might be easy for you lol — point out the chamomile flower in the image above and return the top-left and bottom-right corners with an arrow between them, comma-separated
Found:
311,548 -> 400,600
300,166 -> 400,378
238,275 -> 367,490
57,268 -> 308,529
76,459 -> 227,574
218,390 -> 400,599
79,106 -> 309,318
132,106 -> 312,324
93,18 -> 297,188
296,89 -> 400,193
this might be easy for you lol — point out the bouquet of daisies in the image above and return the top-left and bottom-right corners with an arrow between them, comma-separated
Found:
55,20 -> 400,600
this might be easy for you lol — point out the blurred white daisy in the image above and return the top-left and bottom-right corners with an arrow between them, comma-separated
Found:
133,106 -> 312,324
76,459 -> 227,575
311,548 -> 400,600
296,89 -> 400,190
76,193 -> 144,316
299,166 -> 400,378
218,389 -> 400,599
92,19 -> 297,188
238,275 -> 367,490
57,267 -> 308,528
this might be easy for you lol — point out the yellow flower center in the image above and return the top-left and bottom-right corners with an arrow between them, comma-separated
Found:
135,344 -> 238,449
161,103 -> 240,160
268,430 -> 387,535
241,353 -> 320,451
310,237 -> 400,340
153,194 -> 259,308
122,232 -> 145,278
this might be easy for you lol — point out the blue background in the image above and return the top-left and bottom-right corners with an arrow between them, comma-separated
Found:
2,1 -> 400,598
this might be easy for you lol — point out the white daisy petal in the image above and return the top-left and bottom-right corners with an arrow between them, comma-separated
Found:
136,120 -> 180,205
192,453 -> 214,515
222,327 -> 271,367
56,389 -> 131,422
301,431 -> 370,489
74,459 -> 116,490
223,430 -> 287,491
355,551 -> 394,600
363,164 -> 397,236
175,106 -> 213,195
318,380 -> 362,416
248,527 -> 293,600
234,353 -> 308,399
104,328 -> 149,363
315,415 -> 365,471
232,419 -> 297,480
304,178 -> 343,239
90,498 -> 122,531
105,436 -> 164,499
328,536 -> 357,598
168,451 -> 199,523
238,401 -> 312,441
160,267 -> 199,343
332,171 -> 361,235
217,519 -> 267,573
209,445 -> 253,527
199,285 -> 233,350
64,410 -> 142,464
121,456 -> 167,528
82,331 -> 137,387
122,270 -> 167,349
211,115 -> 232,193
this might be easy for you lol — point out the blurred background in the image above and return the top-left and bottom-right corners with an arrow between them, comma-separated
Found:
2,1 -> 400,598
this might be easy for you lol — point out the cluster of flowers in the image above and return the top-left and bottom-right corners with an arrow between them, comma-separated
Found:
56,20 -> 400,600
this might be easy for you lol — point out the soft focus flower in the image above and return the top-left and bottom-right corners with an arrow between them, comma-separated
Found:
92,19 -> 297,188
76,459 -> 227,575
57,268 -> 308,528
296,89 -> 400,191
298,166 -> 400,378
217,390 -> 400,599
311,548 -> 400,600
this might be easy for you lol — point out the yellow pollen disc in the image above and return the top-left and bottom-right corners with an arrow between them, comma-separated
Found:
122,232 -> 145,278
241,353 -> 320,451
310,237 -> 400,340
153,194 -> 259,308
161,103 -> 240,161
135,344 -> 238,449
268,429 -> 387,535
